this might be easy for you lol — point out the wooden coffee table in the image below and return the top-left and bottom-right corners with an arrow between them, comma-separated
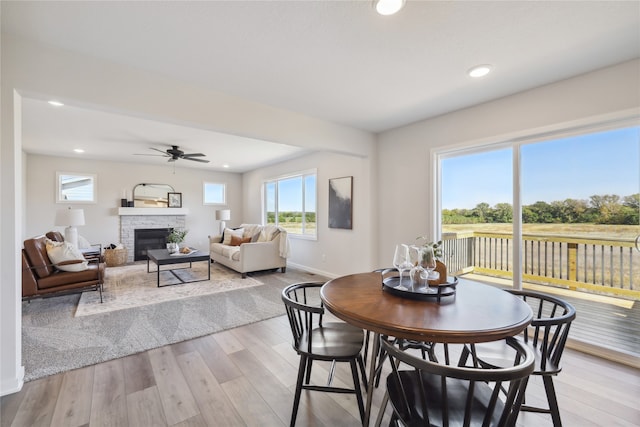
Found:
146,249 -> 211,287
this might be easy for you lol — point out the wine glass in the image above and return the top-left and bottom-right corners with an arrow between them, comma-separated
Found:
408,245 -> 425,291
393,244 -> 412,289
422,245 -> 437,284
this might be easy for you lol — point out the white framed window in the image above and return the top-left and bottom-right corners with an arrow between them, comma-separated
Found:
434,117 -> 639,289
203,182 -> 226,205
264,169 -> 317,238
56,172 -> 97,203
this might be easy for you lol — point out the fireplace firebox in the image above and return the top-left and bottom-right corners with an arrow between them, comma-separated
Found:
134,228 -> 172,261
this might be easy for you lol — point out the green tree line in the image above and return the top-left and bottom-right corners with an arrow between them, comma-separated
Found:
443,194 -> 639,225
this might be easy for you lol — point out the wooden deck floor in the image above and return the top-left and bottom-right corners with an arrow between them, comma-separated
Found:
465,273 -> 640,368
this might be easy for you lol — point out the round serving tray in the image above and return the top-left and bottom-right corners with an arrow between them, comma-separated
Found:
382,276 -> 458,301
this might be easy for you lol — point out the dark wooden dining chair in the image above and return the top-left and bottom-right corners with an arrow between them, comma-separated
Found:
281,282 -> 367,426
507,290 -> 576,426
460,289 -> 576,427
382,335 -> 535,427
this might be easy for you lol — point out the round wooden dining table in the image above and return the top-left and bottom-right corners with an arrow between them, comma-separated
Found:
321,272 -> 532,343
320,272 -> 533,426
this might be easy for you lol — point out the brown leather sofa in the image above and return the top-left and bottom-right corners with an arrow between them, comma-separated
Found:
22,235 -> 105,302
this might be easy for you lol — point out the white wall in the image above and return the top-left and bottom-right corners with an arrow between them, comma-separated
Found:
25,154 -> 242,249
243,150 -> 377,277
376,59 -> 640,265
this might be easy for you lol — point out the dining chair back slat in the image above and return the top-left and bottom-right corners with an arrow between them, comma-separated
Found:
382,336 -> 535,427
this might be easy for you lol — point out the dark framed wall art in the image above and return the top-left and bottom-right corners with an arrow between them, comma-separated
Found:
328,176 -> 353,229
168,192 -> 182,208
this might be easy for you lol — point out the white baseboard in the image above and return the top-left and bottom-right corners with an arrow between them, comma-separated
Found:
287,262 -> 338,280
0,365 -> 24,397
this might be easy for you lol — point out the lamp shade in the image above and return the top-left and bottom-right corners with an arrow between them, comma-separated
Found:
215,209 -> 231,221
55,208 -> 85,226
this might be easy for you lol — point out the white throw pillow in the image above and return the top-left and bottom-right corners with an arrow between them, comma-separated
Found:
222,228 -> 244,245
45,239 -> 89,272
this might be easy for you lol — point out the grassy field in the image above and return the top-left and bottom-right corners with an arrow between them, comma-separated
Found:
443,223 -> 639,240
276,222 -> 316,236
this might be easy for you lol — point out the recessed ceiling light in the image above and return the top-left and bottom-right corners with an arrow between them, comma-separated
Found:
222,164 -> 230,169
48,100 -> 64,107
73,148 -> 85,153
468,65 -> 492,78
375,0 -> 405,16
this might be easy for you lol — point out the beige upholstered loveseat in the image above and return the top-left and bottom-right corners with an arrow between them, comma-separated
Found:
209,224 -> 289,278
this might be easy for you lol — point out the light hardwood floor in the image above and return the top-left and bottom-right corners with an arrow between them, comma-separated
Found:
2,313 -> 639,427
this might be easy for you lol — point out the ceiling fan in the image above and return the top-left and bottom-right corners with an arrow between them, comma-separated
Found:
137,145 -> 210,163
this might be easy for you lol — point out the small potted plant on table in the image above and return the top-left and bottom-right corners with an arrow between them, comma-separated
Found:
167,228 -> 188,254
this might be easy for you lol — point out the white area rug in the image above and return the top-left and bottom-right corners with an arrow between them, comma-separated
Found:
75,261 -> 263,316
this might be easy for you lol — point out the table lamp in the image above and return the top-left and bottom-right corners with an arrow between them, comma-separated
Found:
55,207 -> 85,248
215,209 -> 231,234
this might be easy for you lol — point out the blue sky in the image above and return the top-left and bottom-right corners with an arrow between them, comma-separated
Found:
442,126 -> 640,209
270,175 -> 317,212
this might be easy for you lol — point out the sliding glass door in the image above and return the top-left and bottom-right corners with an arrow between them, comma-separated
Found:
438,124 -> 639,298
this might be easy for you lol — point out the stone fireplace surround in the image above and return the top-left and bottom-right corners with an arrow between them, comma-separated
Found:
118,208 -> 188,263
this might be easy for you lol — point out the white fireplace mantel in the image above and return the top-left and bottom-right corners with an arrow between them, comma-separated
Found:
118,207 -> 189,216
118,209 -> 188,262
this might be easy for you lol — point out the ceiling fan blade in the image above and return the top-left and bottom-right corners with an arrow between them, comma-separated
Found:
134,153 -> 168,157
139,145 -> 208,164
150,147 -> 170,155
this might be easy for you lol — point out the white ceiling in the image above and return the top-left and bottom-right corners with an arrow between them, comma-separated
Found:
20,97 -> 310,172
4,1 -> 639,171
